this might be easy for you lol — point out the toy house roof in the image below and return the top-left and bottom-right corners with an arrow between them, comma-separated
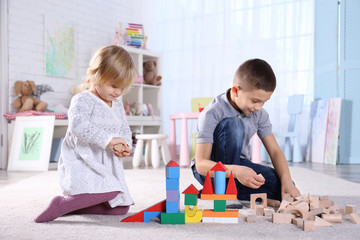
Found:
182,184 -> 199,195
166,160 -> 179,167
210,161 -> 227,172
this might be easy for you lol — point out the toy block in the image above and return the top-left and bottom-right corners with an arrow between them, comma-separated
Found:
202,217 -> 215,223
272,213 -> 293,224
310,196 -> 320,210
226,171 -> 237,195
166,189 -> 179,202
185,209 -> 202,223
319,199 -> 334,208
143,211 -> 161,223
202,209 -> 239,218
185,194 -> 197,206
307,212 -> 315,221
283,206 -> 308,220
210,161 -> 227,171
293,201 -> 309,212
339,208 -> 345,216
250,193 -> 267,209
321,213 -> 342,223
309,208 -> 324,216
166,160 -> 179,167
212,217 -> 238,224
345,205 -> 357,214
267,198 -> 281,209
303,220 -> 315,231
166,201 -> 179,213
166,177 -> 179,190
350,213 -> 360,224
256,205 -> 264,216
185,205 -> 197,217
319,195 -> 329,200
292,217 -> 304,227
201,194 -> 237,201
328,205 -> 339,214
277,200 -> 290,213
314,216 -> 333,227
113,143 -> 123,152
161,211 -> 185,224
202,172 -> 214,194
121,199 -> 166,222
182,184 -> 199,195
264,208 -> 275,217
283,193 -> 294,202
214,200 -> 226,212
214,171 -> 226,194
246,214 -> 256,223
166,165 -> 180,179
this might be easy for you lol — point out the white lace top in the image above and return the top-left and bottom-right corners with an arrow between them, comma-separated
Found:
58,91 -> 133,207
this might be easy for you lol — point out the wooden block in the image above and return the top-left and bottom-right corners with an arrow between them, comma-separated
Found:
201,194 -> 237,201
307,212 -> 315,221
250,193 -> 267,209
185,205 -> 197,217
277,200 -> 290,213
319,199 -> 334,208
272,213 -> 293,224
213,217 -> 239,224
256,205 -> 264,216
303,220 -> 315,231
284,205 -> 308,220
113,143 -> 123,152
185,209 -> 202,223
314,216 -> 333,227
246,214 -> 256,223
321,213 -> 342,223
327,205 -> 339,214
345,205 -> 357,214
309,208 -> 324,216
339,208 -> 345,216
267,198 -> 281,209
202,209 -> 239,218
161,211 -> 185,224
184,194 -> 197,206
319,195 -> 329,200
121,199 -> 166,222
293,201 -> 309,212
310,196 -> 320,210
264,208 -> 275,217
292,217 -> 304,227
143,211 -> 161,223
350,213 -> 360,224
214,200 -> 226,212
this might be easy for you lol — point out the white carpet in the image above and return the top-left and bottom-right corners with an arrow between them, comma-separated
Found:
1,166 -> 360,240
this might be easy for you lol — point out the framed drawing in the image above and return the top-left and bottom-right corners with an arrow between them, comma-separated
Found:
7,116 -> 55,171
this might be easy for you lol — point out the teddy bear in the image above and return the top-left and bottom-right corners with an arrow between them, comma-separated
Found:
143,60 -> 162,86
13,80 -> 48,112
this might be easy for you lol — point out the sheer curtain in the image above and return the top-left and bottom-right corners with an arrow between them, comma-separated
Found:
142,0 -> 314,156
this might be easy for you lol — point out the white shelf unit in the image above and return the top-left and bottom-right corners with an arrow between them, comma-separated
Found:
119,45 -> 163,135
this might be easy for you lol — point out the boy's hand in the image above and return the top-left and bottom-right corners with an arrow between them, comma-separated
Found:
234,166 -> 265,189
281,181 -> 301,198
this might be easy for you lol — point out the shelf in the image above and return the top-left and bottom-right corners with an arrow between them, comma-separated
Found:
127,116 -> 162,126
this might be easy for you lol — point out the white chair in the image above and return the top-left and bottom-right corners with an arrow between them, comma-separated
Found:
274,94 -> 304,162
132,134 -> 171,168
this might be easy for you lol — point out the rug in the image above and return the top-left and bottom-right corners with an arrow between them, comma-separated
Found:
0,166 -> 359,240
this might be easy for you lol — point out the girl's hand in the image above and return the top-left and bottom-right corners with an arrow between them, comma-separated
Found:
108,137 -> 131,157
234,166 -> 265,189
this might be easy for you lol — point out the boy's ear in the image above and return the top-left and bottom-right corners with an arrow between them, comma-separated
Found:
231,85 -> 240,96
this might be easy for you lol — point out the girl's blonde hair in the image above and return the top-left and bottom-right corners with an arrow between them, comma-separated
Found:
73,45 -> 136,94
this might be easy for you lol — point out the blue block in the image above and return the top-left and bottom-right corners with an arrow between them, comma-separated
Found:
166,177 -> 179,190
214,171 -> 226,194
166,201 -> 179,213
143,211 -> 161,222
166,190 -> 179,201
166,166 -> 180,178
50,138 -> 63,162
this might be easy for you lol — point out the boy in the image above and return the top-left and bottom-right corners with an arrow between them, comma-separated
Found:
192,58 -> 300,201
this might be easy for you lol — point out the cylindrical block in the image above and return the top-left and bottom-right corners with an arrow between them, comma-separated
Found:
214,171 -> 226,194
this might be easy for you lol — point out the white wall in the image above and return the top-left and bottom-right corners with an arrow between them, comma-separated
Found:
7,0 -> 142,110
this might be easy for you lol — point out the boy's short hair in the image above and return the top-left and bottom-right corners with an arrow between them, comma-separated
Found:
234,58 -> 276,92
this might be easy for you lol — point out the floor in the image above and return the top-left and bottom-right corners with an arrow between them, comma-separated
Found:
1,160 -> 359,189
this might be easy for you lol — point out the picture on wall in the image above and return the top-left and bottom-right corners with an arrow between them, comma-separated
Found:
45,16 -> 74,78
7,116 -> 55,171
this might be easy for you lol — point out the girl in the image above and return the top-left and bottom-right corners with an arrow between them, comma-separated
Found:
35,45 -> 136,223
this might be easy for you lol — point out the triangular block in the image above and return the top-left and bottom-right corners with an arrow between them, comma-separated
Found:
210,161 -> 227,172
202,171 -> 214,194
182,184 -> 199,195
121,199 -> 166,222
166,160 -> 179,167
225,171 -> 237,195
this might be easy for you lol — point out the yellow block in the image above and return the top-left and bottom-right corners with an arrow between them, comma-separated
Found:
202,209 -> 239,218
185,205 -> 197,217
201,194 -> 237,200
185,209 -> 203,223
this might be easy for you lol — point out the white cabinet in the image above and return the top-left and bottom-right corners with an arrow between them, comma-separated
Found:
120,45 -> 163,135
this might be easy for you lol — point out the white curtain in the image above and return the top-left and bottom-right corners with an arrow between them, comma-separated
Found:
142,0 -> 314,156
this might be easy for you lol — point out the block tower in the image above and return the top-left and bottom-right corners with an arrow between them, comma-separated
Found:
182,184 -> 203,222
160,160 -> 185,224
201,161 -> 239,223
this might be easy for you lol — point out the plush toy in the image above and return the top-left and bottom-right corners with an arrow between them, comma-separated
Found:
13,80 -> 48,112
143,60 -> 162,86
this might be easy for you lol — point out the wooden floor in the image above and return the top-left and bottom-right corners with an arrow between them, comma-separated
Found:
1,161 -> 360,189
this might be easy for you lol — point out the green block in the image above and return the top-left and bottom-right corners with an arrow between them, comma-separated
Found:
185,194 -> 197,206
214,200 -> 226,212
160,211 -> 185,224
